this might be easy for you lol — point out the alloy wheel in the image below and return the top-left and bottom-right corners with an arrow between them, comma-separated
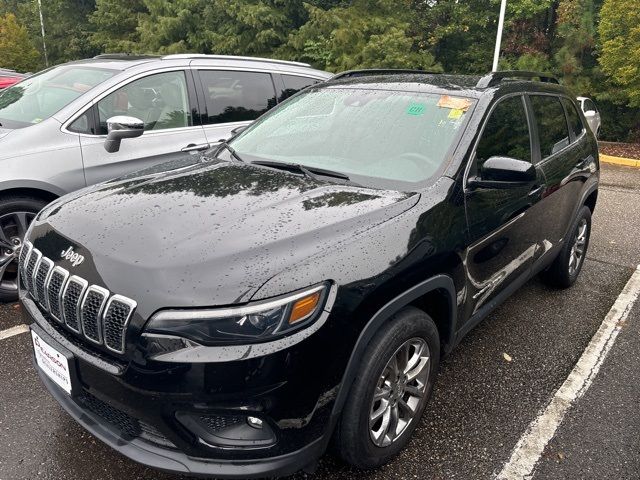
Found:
0,211 -> 35,295
568,218 -> 588,276
369,337 -> 430,447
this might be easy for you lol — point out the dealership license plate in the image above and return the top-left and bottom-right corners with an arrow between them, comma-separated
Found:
32,330 -> 72,395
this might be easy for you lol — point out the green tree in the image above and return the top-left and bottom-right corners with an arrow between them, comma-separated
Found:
16,0 -> 98,66
598,0 -> 640,107
138,0 -> 306,55
90,0 -> 148,52
0,13 -> 39,71
283,0 -> 439,71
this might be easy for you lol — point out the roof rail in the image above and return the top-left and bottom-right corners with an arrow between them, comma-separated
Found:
476,71 -> 559,88
332,69 -> 441,80
93,53 -> 159,60
160,54 -> 311,68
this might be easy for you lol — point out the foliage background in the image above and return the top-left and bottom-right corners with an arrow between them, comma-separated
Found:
0,0 -> 638,141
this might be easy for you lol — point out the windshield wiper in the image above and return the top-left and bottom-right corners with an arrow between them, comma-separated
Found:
251,160 -> 352,183
215,141 -> 245,163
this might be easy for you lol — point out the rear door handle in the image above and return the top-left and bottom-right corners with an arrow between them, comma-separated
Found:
529,185 -> 544,197
181,143 -> 210,153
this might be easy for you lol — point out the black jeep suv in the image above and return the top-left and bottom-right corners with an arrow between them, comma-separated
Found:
19,70 -> 598,477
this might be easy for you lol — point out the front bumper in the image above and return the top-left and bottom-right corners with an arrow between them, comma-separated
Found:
23,296 -> 346,478
35,366 -> 325,477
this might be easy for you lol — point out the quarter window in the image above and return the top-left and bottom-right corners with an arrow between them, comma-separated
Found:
199,70 -> 277,124
530,96 -> 570,159
476,96 -> 531,168
562,98 -> 584,139
279,75 -> 321,101
96,71 -> 192,135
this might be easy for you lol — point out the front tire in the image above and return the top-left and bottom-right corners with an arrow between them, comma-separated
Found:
541,205 -> 592,289
0,196 -> 49,302
335,306 -> 440,469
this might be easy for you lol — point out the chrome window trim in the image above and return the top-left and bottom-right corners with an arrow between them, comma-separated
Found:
46,266 -> 69,324
35,257 -> 54,310
80,285 -> 110,345
103,294 -> 137,354
61,275 -> 89,333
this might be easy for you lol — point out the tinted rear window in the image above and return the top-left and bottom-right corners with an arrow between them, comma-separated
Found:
279,75 -> 321,101
530,96 -> 570,159
562,98 -> 584,139
199,70 -> 277,124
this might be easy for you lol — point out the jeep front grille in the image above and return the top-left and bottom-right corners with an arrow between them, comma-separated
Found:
19,241 -> 137,354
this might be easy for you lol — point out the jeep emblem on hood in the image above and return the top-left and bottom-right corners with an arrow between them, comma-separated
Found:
61,246 -> 85,267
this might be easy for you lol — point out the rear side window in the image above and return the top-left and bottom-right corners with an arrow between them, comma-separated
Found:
583,99 -> 597,113
530,96 -> 570,159
561,98 -> 584,139
279,75 -> 321,101
199,70 -> 277,124
476,96 -> 531,166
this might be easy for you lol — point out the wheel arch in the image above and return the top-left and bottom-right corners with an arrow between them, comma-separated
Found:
330,274 -> 456,422
0,185 -> 61,204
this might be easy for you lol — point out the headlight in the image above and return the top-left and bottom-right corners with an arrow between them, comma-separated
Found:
145,283 -> 330,345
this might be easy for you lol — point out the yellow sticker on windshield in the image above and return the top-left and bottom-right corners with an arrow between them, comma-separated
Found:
448,109 -> 463,119
437,95 -> 472,111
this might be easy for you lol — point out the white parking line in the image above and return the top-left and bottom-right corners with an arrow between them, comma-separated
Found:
0,324 -> 29,341
496,264 -> 640,480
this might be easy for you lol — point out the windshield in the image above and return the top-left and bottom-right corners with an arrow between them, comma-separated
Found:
231,87 -> 475,190
0,65 -> 116,128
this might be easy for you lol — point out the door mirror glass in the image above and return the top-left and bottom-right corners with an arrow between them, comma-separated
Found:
104,115 -> 144,153
480,156 -> 537,183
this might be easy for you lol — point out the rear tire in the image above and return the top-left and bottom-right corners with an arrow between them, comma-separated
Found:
541,205 -> 591,289
0,195 -> 49,302
335,306 -> 440,469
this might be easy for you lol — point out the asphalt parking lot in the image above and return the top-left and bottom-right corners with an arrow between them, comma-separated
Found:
1,162 -> 639,480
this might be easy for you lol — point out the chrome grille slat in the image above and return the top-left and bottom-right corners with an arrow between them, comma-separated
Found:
24,248 -> 41,294
20,248 -> 136,355
103,295 -> 137,354
46,267 -> 69,323
34,258 -> 54,307
61,276 -> 88,334
80,286 -> 109,345
18,241 -> 32,290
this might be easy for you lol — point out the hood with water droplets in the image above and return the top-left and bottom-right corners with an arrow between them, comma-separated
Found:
29,161 -> 419,317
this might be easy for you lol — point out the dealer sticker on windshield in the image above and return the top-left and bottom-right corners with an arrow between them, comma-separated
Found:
437,95 -> 472,111
32,330 -> 72,395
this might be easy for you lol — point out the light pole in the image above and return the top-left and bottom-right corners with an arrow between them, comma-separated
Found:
37,0 -> 49,67
492,0 -> 507,72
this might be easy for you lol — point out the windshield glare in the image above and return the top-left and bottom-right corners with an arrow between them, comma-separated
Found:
0,65 -> 116,128
231,88 -> 474,190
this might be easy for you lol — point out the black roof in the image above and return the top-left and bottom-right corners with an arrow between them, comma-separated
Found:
324,69 -> 562,96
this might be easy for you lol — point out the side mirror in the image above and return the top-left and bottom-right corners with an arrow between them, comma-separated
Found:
104,116 -> 144,153
584,110 -> 596,118
469,156 -> 536,189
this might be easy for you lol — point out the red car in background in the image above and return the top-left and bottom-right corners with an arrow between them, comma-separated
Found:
0,69 -> 27,89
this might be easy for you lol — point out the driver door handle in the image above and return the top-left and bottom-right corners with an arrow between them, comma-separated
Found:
181,143 -> 210,153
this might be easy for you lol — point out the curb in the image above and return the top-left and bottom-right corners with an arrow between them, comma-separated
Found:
600,154 -> 640,168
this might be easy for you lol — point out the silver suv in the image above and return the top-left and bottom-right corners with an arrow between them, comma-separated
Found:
0,54 -> 330,301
